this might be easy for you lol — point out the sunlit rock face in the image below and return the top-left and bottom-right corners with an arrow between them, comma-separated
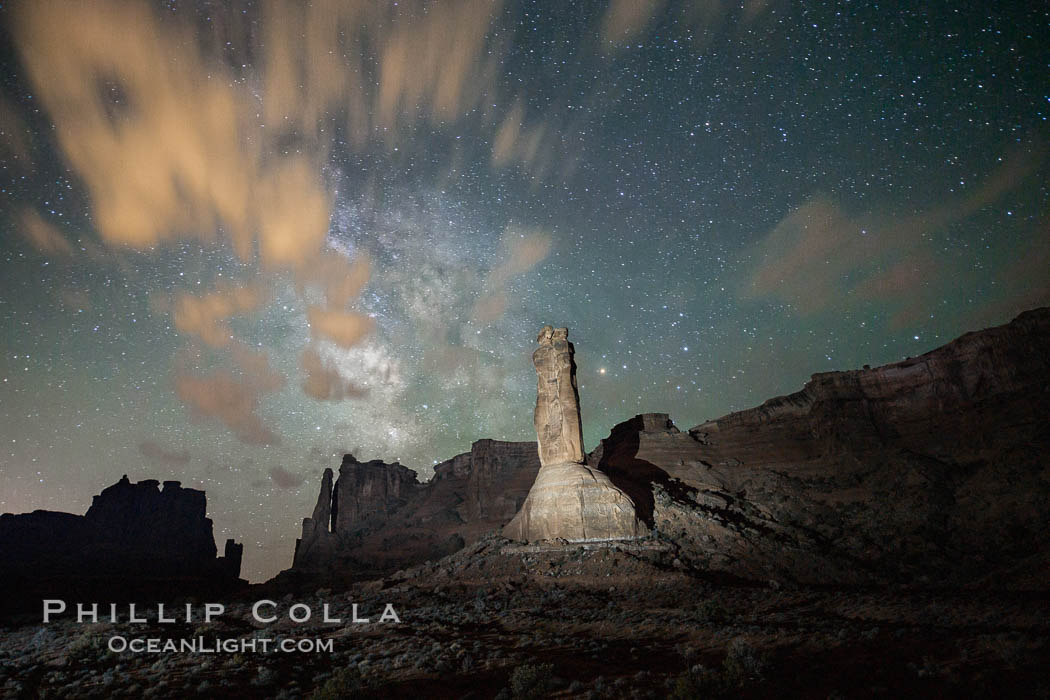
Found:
503,326 -> 648,542
532,326 -> 586,466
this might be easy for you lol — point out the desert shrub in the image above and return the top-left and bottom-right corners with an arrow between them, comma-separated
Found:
668,640 -> 771,699
668,665 -> 726,699
694,599 -> 727,623
65,631 -> 103,665
311,666 -> 368,700
509,662 -> 555,699
722,639 -> 769,686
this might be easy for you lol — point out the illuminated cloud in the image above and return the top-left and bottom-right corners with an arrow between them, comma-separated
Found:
296,250 -> 372,309
745,196 -> 872,314
306,307 -> 376,348
745,143 -> 1044,326
491,101 -> 553,173
0,97 -> 30,166
255,157 -> 332,271
472,228 -> 552,322
971,217 -> 1050,326
173,345 -> 284,446
138,440 -> 191,466
19,209 -> 73,257
230,344 -> 287,393
268,466 -> 305,490
600,0 -> 666,49
13,1 -> 257,252
300,345 -> 369,401
172,284 -> 269,349
376,0 -> 502,135
174,371 -> 280,446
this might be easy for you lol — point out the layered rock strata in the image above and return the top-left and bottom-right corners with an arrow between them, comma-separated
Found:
589,308 -> 1050,585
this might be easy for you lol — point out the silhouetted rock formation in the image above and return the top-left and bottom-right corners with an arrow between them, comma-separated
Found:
504,326 -> 647,542
0,476 -> 244,613
288,441 -> 540,580
591,308 -> 1050,586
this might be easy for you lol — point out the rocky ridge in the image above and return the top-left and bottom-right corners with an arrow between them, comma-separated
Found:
595,307 -> 1050,585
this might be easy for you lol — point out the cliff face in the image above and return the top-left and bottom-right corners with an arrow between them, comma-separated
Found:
461,439 -> 540,522
289,441 -> 540,579
331,455 -> 419,533
0,476 -> 244,611
592,308 -> 1050,585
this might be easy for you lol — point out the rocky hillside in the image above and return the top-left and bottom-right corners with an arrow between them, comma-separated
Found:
594,307 -> 1050,585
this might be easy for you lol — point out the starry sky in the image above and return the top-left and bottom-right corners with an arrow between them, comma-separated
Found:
1,0 -> 1047,582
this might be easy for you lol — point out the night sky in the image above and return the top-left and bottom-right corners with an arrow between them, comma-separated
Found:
1,0 -> 1047,582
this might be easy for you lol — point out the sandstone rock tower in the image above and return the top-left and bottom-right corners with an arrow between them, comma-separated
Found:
503,326 -> 648,542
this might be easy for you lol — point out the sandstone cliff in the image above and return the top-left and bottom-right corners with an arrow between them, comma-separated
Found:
592,308 -> 1050,585
289,440 -> 540,579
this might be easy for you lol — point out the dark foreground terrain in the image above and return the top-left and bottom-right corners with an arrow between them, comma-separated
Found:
2,536 -> 1047,699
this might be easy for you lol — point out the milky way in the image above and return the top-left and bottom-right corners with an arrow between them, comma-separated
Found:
1,1 -> 1047,580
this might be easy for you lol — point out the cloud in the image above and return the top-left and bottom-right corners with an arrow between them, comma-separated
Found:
375,0 -> 502,136
472,227 -> 552,322
255,157 -> 332,271
744,196 -> 871,313
230,344 -> 286,393
599,0 -> 666,49
13,0 -> 555,455
137,440 -> 191,465
173,346 -> 284,445
172,284 -> 268,348
19,209 -> 73,257
970,216 -> 1050,326
491,100 -> 553,173
296,249 -> 371,309
175,371 -> 280,445
55,288 -> 93,313
13,1 -> 256,252
269,466 -> 305,490
300,345 -> 369,401
744,142 -> 1044,325
0,97 -> 31,166
307,306 -> 376,348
